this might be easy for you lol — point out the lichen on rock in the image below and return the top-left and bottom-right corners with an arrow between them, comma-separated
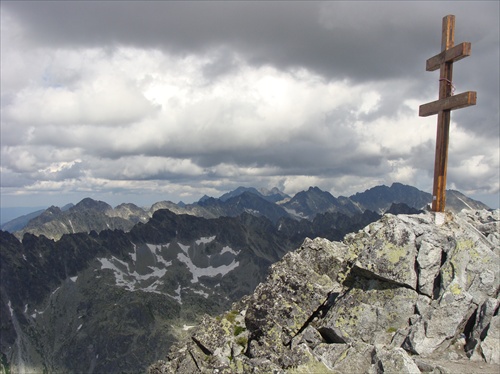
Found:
149,210 -> 500,373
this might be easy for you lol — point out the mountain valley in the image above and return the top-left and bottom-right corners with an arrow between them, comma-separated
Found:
0,183 -> 494,373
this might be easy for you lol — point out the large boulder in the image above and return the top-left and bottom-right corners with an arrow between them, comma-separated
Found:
149,210 -> 500,373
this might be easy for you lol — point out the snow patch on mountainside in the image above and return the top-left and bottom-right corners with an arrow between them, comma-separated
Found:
146,243 -> 174,267
177,253 -> 239,283
96,237 -> 239,296
282,207 -> 308,219
98,257 -> 169,294
191,288 -> 210,298
169,285 -> 182,304
195,236 -> 216,245
178,243 -> 190,254
221,246 -> 239,256
7,300 -> 13,317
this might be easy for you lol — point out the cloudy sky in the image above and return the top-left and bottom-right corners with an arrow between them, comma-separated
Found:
1,1 -> 499,210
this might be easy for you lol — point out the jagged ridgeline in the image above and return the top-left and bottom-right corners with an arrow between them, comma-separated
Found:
1,210 -> 288,373
150,210 -> 499,374
0,205 -> 387,374
3,183 -> 490,241
0,184 -> 494,373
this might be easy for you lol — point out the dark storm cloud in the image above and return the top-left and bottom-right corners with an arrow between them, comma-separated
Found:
4,2 -> 498,134
0,169 -> 33,188
1,1 -> 498,207
4,1 -> 495,82
5,1 -> 498,138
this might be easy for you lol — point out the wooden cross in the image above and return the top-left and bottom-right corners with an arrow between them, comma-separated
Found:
419,15 -> 477,212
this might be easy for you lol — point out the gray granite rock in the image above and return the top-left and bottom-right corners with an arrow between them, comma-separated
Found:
149,210 -> 500,373
372,346 -> 421,373
480,315 -> 500,365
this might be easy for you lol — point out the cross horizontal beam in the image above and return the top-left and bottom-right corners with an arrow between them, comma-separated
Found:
419,91 -> 476,117
426,42 -> 471,71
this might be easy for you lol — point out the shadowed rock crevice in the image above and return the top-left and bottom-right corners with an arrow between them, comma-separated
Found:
187,350 -> 201,371
191,337 -> 212,356
431,251 -> 446,300
464,307 -> 478,355
317,326 -> 347,344
289,291 -> 340,346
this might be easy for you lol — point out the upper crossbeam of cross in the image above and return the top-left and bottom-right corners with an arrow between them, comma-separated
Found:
419,15 -> 477,213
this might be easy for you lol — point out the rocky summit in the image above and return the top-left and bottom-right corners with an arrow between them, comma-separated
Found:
149,209 -> 499,374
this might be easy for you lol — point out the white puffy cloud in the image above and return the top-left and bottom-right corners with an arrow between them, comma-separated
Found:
1,1 -> 498,209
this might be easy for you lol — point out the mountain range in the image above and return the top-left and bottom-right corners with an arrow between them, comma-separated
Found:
2,183 -> 490,241
1,211 -> 296,373
0,182 -> 492,373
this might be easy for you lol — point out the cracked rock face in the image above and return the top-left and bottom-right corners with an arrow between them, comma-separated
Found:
149,210 -> 500,373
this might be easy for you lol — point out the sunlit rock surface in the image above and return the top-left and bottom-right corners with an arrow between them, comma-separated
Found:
150,209 -> 499,373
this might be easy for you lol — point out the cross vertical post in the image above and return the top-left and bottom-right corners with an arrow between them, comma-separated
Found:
434,15 -> 454,213
419,15 -> 477,212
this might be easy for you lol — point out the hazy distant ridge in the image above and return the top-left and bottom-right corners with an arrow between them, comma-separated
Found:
2,183 -> 490,240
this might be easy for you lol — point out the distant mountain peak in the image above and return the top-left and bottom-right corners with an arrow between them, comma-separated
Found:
219,186 -> 261,202
198,194 -> 211,203
218,186 -> 289,204
307,186 -> 322,192
258,187 -> 290,202
282,186 -> 361,219
350,183 -> 431,214
72,197 -> 112,212
4,183 -> 491,239
45,206 -> 62,214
